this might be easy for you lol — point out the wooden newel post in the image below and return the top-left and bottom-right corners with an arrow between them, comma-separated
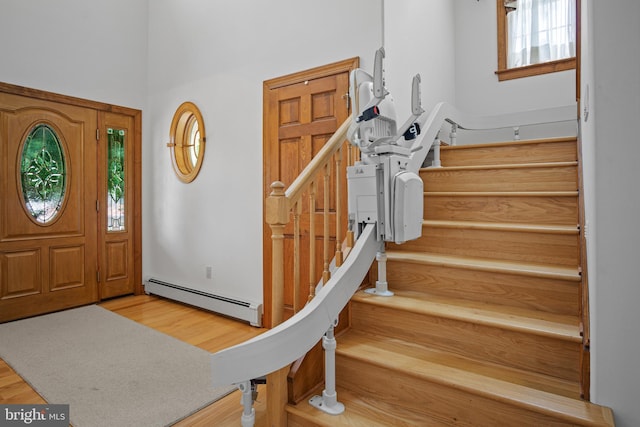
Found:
265,181 -> 289,427
266,181 -> 288,327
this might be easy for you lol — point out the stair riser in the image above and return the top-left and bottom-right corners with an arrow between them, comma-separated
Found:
350,302 -> 580,381
424,194 -> 578,225
440,139 -> 577,167
288,414 -> 319,427
287,410 -> 429,427
385,261 -> 580,316
336,356 -> 582,427
286,387 -> 447,427
391,226 -> 579,266
422,164 -> 578,192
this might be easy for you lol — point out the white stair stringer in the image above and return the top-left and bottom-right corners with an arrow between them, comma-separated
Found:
211,223 -> 378,387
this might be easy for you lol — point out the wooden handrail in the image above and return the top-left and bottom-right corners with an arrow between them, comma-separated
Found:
284,117 -> 353,206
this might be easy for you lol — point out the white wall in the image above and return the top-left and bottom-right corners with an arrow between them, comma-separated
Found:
383,0 -> 456,120
453,0 -> 576,143
144,0 -> 383,305
454,0 -> 575,114
0,0 -> 148,110
586,1 -> 640,425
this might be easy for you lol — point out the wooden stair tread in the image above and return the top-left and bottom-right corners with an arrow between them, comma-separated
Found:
440,136 -> 577,151
421,161 -> 578,192
337,333 -> 614,426
386,250 -> 581,281
438,137 -> 578,167
426,190 -> 578,196
286,387 -> 448,427
421,161 -> 578,172
341,330 -> 580,398
352,291 -> 581,342
423,219 -> 579,234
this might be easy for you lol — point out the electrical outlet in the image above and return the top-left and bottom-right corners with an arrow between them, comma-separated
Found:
206,266 -> 212,279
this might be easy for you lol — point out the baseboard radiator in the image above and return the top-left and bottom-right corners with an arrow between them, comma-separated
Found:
145,278 -> 262,327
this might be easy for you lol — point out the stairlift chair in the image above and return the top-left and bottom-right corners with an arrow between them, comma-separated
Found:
346,48 -> 424,246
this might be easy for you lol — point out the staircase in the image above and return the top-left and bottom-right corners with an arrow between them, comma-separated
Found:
285,137 -> 614,426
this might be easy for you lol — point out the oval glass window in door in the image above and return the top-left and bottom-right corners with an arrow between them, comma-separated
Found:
19,123 -> 67,224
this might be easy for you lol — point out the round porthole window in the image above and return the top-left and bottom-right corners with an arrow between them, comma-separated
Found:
168,102 -> 206,183
20,123 -> 67,224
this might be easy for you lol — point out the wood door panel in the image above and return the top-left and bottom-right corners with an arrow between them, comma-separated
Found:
0,91 -> 98,322
49,245 -> 85,291
106,240 -> 128,281
311,91 -> 336,120
279,137 -> 306,186
0,249 -> 41,299
278,98 -> 301,125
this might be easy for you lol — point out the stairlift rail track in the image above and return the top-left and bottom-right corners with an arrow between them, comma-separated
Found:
410,102 -> 578,171
211,223 -> 378,388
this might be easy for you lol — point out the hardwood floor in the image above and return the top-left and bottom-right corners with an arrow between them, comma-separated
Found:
0,294 -> 269,426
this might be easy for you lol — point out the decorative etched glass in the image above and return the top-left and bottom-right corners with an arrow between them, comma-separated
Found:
107,128 -> 126,232
188,118 -> 201,168
20,124 -> 67,224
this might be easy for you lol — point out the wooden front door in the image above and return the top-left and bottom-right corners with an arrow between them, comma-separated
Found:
263,58 -> 358,327
0,85 -> 142,322
0,92 -> 98,322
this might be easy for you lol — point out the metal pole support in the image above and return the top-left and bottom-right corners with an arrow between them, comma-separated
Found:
431,136 -> 442,168
309,321 -> 345,415
366,241 -> 394,296
238,380 -> 255,427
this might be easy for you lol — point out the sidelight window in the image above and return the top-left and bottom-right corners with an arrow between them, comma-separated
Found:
107,128 -> 126,232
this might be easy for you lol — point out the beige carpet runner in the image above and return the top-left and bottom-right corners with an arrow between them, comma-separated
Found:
0,305 -> 235,426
